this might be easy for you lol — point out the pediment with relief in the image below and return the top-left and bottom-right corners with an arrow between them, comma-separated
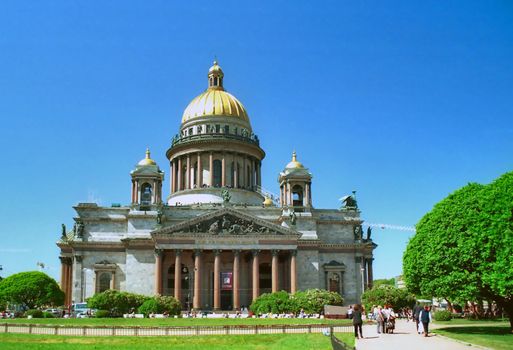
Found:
153,207 -> 298,237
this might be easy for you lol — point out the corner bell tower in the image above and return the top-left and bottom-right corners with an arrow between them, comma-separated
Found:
130,148 -> 164,208
278,151 -> 313,210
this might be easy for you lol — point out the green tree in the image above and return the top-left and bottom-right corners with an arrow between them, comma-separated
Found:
361,285 -> 415,312
403,172 -> 513,331
0,271 -> 64,309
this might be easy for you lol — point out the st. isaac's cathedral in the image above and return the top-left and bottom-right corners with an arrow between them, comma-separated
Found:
58,61 -> 376,311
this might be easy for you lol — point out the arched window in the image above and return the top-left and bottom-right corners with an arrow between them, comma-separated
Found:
213,160 -> 222,187
141,183 -> 152,205
99,273 -> 111,293
292,185 -> 304,207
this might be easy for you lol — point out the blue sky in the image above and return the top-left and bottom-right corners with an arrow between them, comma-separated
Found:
0,1 -> 512,282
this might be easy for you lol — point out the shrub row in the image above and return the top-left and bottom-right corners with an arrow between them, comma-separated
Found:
249,289 -> 343,315
87,290 -> 181,318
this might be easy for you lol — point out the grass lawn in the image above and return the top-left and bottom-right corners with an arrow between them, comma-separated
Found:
0,332 -> 341,350
435,326 -> 513,350
1,317 -> 351,327
434,318 -> 510,326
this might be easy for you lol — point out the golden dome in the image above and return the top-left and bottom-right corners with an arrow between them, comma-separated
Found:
263,196 -> 273,207
181,61 -> 250,124
286,151 -> 304,169
182,89 -> 249,123
138,148 -> 157,166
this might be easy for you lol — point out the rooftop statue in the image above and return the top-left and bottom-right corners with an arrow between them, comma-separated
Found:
61,224 -> 67,238
221,189 -> 231,204
341,190 -> 358,210
366,226 -> 372,240
289,210 -> 297,226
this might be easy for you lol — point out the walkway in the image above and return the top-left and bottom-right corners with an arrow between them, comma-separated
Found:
355,319 -> 487,350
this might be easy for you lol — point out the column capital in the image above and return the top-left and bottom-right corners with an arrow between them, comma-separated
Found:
290,250 -> 298,257
194,249 -> 202,257
232,249 -> 241,257
174,249 -> 182,256
155,249 -> 164,257
251,249 -> 260,257
74,255 -> 83,263
59,256 -> 72,265
213,249 -> 222,256
271,249 -> 280,256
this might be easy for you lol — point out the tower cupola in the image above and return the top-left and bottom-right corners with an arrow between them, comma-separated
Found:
208,60 -> 224,89
130,148 -> 164,208
278,151 -> 313,210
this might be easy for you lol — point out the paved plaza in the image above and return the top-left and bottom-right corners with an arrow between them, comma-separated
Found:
355,319 -> 488,350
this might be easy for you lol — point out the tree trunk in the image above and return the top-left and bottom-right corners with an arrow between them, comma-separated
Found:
446,299 -> 454,313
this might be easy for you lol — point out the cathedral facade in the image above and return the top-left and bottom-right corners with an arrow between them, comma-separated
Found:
58,61 -> 376,310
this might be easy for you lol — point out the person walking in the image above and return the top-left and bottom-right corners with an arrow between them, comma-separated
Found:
374,305 -> 384,334
352,304 -> 364,339
419,305 -> 432,337
413,302 -> 423,333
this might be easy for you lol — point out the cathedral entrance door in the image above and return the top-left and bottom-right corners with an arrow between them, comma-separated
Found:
221,271 -> 233,310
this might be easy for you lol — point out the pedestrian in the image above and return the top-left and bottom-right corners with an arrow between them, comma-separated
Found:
352,304 -> 363,339
347,305 -> 353,319
419,305 -> 432,337
374,305 -> 384,334
413,302 -> 423,333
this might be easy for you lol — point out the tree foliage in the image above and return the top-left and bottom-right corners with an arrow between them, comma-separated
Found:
403,172 -> 513,330
87,290 -> 149,317
373,278 -> 396,288
138,296 -> 181,316
361,285 -> 415,312
0,271 -> 64,309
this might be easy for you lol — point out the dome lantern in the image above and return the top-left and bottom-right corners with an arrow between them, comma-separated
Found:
208,60 -> 224,89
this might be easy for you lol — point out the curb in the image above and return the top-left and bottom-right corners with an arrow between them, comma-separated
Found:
432,332 -> 492,350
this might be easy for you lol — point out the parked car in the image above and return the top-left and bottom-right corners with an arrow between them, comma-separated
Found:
43,308 -> 61,317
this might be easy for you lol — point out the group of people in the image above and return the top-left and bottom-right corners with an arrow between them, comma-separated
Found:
348,303 -> 433,339
373,305 -> 397,334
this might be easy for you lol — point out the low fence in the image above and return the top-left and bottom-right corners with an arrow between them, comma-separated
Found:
0,323 -> 353,337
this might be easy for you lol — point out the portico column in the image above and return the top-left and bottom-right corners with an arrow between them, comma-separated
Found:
177,157 -> 182,191
304,183 -> 310,206
213,250 -> 221,310
59,256 -> 67,291
242,156 -> 247,188
234,157 -> 239,188
209,153 -> 214,186
186,154 -> 191,189
232,250 -> 240,310
193,250 -> 202,310
174,250 -> 182,301
134,180 -> 139,203
290,250 -> 297,294
66,260 -> 73,306
252,250 -> 260,301
271,250 -> 279,292
221,154 -> 226,187
170,162 -> 174,193
197,153 -> 202,187
154,249 -> 163,295
367,258 -> 374,289
257,161 -> 261,187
